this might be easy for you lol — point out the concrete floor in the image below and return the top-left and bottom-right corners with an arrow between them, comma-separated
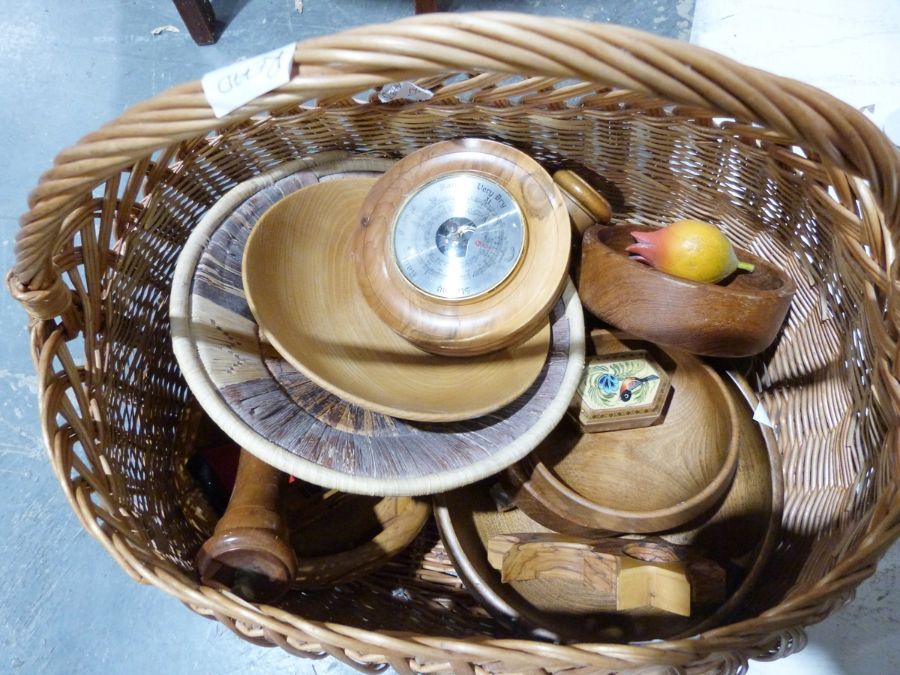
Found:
0,1 -> 896,674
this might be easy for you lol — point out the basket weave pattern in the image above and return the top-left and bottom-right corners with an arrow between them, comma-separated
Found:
9,13 -> 900,673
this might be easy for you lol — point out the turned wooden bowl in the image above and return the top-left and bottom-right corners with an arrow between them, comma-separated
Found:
243,177 -> 551,423
506,331 -> 740,535
434,371 -> 782,643
170,157 -> 586,496
578,225 -> 796,357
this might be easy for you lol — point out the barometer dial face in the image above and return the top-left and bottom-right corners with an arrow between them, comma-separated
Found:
391,172 -> 526,300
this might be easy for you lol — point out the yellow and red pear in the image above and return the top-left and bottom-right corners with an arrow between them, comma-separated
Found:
626,219 -> 754,284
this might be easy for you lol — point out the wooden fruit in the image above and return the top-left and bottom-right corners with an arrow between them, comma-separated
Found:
579,225 -> 796,357
355,138 -> 571,357
627,219 -> 755,284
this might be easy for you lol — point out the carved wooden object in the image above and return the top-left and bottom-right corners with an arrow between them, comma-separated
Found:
195,449 -> 296,603
355,138 -> 571,357
487,533 -> 724,617
579,225 -> 796,357
170,158 -> 584,495
507,330 -> 740,535
243,176 -> 550,422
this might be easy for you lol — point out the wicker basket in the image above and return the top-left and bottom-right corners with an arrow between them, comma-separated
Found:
9,12 -> 899,674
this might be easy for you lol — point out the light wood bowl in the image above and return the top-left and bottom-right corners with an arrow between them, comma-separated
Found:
243,177 -> 551,422
434,370 -> 782,643
506,331 -> 740,535
578,225 -> 797,357
170,158 -> 586,496
355,138 -> 571,357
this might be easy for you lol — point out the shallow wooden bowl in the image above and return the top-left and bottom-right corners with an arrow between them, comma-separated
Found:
578,225 -> 796,357
507,332 -> 740,535
170,157 -> 586,496
243,177 -> 551,422
435,371 -> 782,643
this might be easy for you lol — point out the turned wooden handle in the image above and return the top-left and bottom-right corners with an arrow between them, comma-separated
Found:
553,169 -> 612,234
196,449 -> 297,603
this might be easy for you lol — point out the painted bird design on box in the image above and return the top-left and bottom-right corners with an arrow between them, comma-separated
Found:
597,372 -> 660,402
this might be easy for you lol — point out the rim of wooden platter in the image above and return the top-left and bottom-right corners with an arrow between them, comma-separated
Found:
170,155 -> 586,496
355,138 -> 572,357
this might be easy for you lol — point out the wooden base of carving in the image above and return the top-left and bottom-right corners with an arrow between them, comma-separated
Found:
487,533 -> 725,617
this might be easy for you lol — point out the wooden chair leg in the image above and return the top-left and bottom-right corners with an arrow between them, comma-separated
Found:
173,0 -> 219,45
414,0 -> 438,13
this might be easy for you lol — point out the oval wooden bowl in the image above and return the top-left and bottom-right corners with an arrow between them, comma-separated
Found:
435,371 -> 782,643
507,334 -> 740,535
244,176 -> 551,422
356,138 -> 571,357
170,158 -> 586,496
578,225 -> 797,357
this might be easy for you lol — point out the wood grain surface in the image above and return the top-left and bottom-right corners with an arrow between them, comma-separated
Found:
242,178 -> 551,422
195,448 -> 297,603
506,331 -> 740,534
435,370 -> 781,642
553,169 -> 613,235
486,533 -> 724,617
579,225 -> 796,357
355,139 -> 571,357
170,158 -> 586,496
283,488 -> 431,590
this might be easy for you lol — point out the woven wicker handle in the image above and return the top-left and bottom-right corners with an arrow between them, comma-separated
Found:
11,11 -> 899,320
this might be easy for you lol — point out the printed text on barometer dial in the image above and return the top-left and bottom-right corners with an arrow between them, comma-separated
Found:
392,173 -> 526,300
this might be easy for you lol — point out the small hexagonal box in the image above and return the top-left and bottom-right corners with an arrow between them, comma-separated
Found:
570,349 -> 671,433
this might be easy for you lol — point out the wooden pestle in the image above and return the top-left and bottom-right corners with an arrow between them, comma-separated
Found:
195,448 -> 297,603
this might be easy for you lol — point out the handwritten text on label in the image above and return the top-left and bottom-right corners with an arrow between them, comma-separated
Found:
201,44 -> 294,118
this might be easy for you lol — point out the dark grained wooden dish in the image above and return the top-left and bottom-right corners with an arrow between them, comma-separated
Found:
506,332 -> 741,535
435,370 -> 783,643
170,158 -> 585,496
579,225 -> 796,357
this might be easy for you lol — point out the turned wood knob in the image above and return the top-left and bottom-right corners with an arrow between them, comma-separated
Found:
553,169 -> 612,234
196,449 -> 297,603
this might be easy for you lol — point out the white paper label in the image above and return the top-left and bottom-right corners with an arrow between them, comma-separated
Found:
378,81 -> 434,103
753,401 -> 776,429
201,44 -> 294,118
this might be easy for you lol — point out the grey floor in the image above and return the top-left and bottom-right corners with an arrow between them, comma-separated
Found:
0,2 -> 896,674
